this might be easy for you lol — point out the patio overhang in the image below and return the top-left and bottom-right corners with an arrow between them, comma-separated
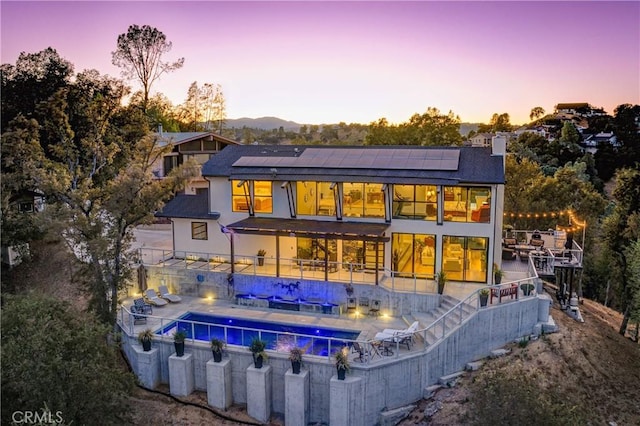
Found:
226,217 -> 390,242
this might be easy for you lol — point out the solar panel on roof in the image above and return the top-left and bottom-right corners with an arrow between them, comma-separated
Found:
232,147 -> 460,171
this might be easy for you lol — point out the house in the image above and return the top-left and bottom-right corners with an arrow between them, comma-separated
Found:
157,140 -> 506,287
580,131 -> 618,154
469,132 -> 495,147
153,130 -> 238,194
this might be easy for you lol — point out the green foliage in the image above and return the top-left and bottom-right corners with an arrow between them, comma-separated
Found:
1,294 -> 134,425
210,337 -> 226,353
477,112 -> 512,133
335,347 -> 350,371
366,107 -> 463,146
289,346 -> 304,363
467,366 -> 590,425
111,24 -> 184,112
137,329 -> 154,343
249,338 -> 268,360
173,329 -> 187,343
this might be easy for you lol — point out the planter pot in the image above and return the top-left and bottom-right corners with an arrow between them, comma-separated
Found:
337,367 -> 346,380
253,354 -> 264,369
437,283 -> 445,295
479,294 -> 488,307
141,340 -> 152,352
291,360 -> 301,374
212,351 -> 222,363
257,257 -> 265,266
174,342 -> 185,357
494,275 -> 502,285
521,284 -> 534,296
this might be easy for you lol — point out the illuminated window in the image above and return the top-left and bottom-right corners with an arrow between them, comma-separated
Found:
443,186 -> 491,223
344,183 -> 384,218
232,180 -> 250,212
254,181 -> 272,213
191,222 -> 208,240
393,184 -> 437,220
296,181 -> 335,216
391,233 -> 436,278
442,236 -> 488,282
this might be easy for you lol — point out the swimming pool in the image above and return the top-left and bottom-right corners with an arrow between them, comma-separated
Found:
158,312 -> 361,357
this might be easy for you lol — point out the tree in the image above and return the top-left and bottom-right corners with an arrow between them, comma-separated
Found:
613,104 -> 640,168
478,113 -> 512,133
529,106 -> 545,122
625,239 -> 640,341
603,168 -> 640,336
111,24 -> 184,113
31,69 -> 198,325
1,47 -> 73,129
366,108 -> 462,146
1,294 -> 134,425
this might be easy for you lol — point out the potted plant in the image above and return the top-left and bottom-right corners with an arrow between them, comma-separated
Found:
521,283 -> 535,296
289,346 -> 304,374
493,264 -> 505,285
173,329 -> 187,357
436,271 -> 447,295
210,337 -> 226,362
249,338 -> 268,368
138,328 -> 154,352
344,283 -> 354,297
257,249 -> 266,266
479,288 -> 490,307
335,346 -> 350,380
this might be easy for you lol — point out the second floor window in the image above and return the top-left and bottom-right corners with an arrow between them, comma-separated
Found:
232,180 -> 250,212
254,181 -> 273,213
343,182 -> 384,218
393,184 -> 437,220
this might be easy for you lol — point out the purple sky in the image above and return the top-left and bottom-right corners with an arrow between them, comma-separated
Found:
2,1 -> 638,125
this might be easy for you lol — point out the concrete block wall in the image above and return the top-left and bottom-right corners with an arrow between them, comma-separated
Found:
122,286 -> 542,425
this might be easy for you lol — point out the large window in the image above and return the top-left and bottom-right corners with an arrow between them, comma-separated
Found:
296,181 -> 335,216
191,222 -> 208,240
393,184 -> 437,220
232,180 -> 250,212
391,233 -> 436,278
254,181 -> 273,213
343,183 -> 384,218
442,236 -> 488,282
443,186 -> 491,223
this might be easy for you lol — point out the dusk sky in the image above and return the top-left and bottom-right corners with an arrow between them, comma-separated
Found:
2,1 -> 638,125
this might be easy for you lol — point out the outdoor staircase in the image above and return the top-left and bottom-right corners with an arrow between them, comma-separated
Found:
407,295 -> 477,346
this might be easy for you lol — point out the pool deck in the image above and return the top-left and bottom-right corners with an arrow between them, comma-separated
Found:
122,295 -> 412,343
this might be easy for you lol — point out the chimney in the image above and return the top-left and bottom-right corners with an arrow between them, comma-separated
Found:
492,134 -> 507,168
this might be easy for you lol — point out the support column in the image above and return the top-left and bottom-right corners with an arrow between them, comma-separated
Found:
246,365 -> 272,423
285,368 -> 309,426
206,359 -> 233,410
330,375 -> 364,426
169,353 -> 194,397
133,346 -> 160,389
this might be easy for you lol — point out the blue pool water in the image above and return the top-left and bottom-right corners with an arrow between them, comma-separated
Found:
158,312 -> 360,357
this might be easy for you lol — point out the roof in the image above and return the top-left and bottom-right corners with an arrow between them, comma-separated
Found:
155,132 -> 239,148
226,217 -> 390,242
555,103 -> 590,110
201,145 -> 504,185
155,192 -> 220,220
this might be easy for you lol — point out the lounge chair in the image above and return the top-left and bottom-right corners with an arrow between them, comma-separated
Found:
133,297 -> 153,314
145,289 -> 168,306
159,285 -> 182,303
351,342 -> 371,362
374,321 -> 420,350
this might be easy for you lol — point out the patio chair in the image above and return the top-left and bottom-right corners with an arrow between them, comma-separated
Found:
346,297 -> 357,315
351,342 -> 371,362
368,299 -> 381,316
358,297 -> 370,315
158,285 -> 182,303
145,288 -> 168,306
133,297 -> 153,315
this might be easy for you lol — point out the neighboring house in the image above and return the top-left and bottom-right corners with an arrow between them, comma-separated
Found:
580,132 -> 618,154
554,103 -> 606,118
153,130 -> 238,195
1,190 -> 44,266
157,140 -> 506,286
469,132 -> 494,147
514,126 -> 549,140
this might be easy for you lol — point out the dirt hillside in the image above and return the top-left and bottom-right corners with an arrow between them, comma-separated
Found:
4,241 -> 639,425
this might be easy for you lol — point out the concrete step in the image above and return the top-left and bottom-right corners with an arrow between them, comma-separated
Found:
438,371 -> 464,387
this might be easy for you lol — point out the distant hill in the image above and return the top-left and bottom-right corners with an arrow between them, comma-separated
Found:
226,117 -> 302,131
226,116 -> 481,136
